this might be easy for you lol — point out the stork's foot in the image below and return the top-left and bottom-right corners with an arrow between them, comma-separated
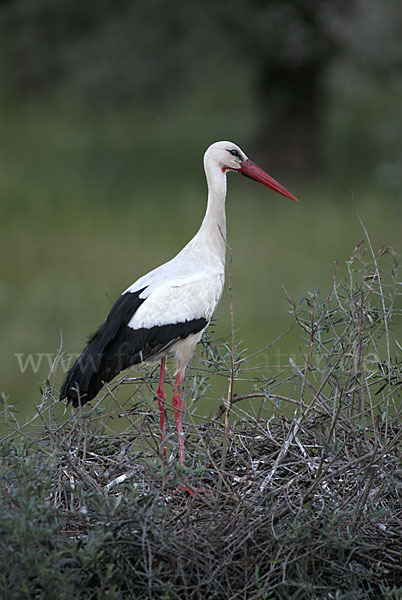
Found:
173,479 -> 212,497
174,482 -> 196,496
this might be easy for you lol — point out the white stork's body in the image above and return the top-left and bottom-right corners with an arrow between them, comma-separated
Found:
60,141 -> 297,463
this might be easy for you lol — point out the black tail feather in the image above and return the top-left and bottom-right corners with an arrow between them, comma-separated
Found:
60,341 -> 107,407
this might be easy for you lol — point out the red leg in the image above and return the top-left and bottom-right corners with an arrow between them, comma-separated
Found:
156,357 -> 167,461
172,371 -> 206,495
172,371 -> 185,464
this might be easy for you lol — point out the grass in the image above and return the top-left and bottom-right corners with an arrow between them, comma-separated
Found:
1,102 -> 401,421
1,241 -> 401,599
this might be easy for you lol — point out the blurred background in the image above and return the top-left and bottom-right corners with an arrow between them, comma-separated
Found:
1,0 -> 401,419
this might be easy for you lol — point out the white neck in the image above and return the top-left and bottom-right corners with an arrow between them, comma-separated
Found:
195,157 -> 227,259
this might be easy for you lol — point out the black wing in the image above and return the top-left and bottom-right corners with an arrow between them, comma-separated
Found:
60,288 -> 207,407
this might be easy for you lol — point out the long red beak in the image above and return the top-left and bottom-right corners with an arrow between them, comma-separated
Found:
240,159 -> 298,203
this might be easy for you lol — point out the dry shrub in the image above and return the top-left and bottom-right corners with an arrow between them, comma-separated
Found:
1,240 -> 401,599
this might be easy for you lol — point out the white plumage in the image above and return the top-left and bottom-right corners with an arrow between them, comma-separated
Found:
127,271 -> 223,329
60,140 -> 297,465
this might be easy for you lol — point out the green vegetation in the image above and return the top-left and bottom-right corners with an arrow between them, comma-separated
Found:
1,246 -> 400,598
1,102 -> 401,420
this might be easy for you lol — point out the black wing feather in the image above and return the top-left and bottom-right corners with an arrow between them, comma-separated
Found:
60,289 -> 146,406
60,288 -> 207,407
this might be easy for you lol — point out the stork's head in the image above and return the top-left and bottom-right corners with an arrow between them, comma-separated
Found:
204,140 -> 298,202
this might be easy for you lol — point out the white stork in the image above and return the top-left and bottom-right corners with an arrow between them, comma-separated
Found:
60,141 -> 297,463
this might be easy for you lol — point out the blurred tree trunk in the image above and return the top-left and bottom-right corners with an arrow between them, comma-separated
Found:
257,59 -> 326,178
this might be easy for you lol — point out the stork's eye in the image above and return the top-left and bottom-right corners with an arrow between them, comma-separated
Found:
228,149 -> 240,158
